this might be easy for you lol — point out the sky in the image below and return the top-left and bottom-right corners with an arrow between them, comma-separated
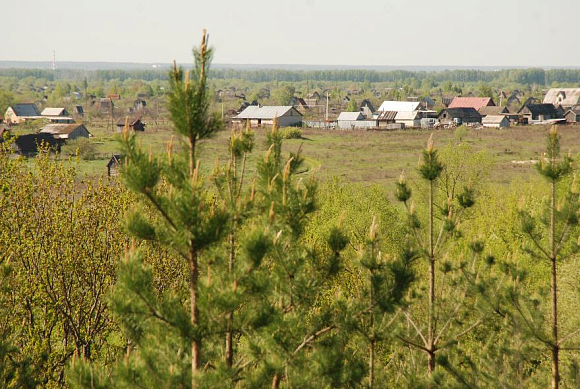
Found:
4,0 -> 579,67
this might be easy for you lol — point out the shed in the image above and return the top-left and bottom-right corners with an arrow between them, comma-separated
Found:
438,108 -> 482,124
13,133 -> 61,156
116,117 -> 146,132
233,106 -> 303,128
39,123 -> 91,140
565,108 -> 580,123
4,104 -> 42,124
337,112 -> 365,129
482,115 -> 510,128
134,99 -> 147,111
107,154 -> 124,176
448,97 -> 495,110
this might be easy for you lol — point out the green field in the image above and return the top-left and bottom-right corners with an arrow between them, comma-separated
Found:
77,123 -> 580,186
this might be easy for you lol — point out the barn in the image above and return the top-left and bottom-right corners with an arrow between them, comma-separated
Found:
39,123 -> 91,140
233,106 -> 303,128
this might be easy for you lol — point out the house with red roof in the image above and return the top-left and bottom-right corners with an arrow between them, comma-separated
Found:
448,97 -> 495,111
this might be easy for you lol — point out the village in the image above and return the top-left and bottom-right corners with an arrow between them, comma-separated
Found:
1,84 -> 580,176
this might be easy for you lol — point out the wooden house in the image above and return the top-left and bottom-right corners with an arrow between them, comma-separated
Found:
543,88 -> 580,108
517,104 -> 562,122
4,104 -> 42,124
107,154 -> 124,176
477,106 -> 510,117
438,108 -> 482,125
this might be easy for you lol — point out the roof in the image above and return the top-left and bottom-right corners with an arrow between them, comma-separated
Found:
395,111 -> 419,120
234,106 -> 302,119
439,108 -> 482,120
448,97 -> 495,110
478,106 -> 509,116
41,107 -> 67,116
519,104 -> 560,116
9,103 -> 41,117
375,111 -> 398,121
107,154 -> 124,168
40,123 -> 90,136
377,101 -> 420,112
482,115 -> 508,124
117,117 -> 143,126
337,112 -> 364,121
360,99 -> 375,111
543,88 -> 580,106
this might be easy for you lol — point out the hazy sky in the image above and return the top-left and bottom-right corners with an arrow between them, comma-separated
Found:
4,0 -> 578,66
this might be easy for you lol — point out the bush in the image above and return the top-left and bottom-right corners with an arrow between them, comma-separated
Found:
63,137 -> 98,160
281,128 -> 302,139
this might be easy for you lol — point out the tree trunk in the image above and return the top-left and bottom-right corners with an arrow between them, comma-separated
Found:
369,340 -> 375,389
550,180 -> 559,389
272,374 -> 281,389
225,229 -> 235,368
428,179 -> 436,376
189,248 -> 201,389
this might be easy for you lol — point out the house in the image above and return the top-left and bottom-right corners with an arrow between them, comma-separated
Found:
482,115 -> 510,128
421,97 -> 436,110
4,104 -> 42,124
290,97 -> 309,112
233,106 -> 303,128
507,94 -> 521,107
97,98 -> 114,114
376,101 -> 422,128
39,123 -> 91,140
41,107 -> 70,117
71,105 -> 84,118
395,111 -> 421,128
359,99 -> 375,118
13,133 -> 61,156
543,88 -> 580,108
336,112 -> 365,129
564,107 -> 580,124
107,154 -> 124,177
237,100 -> 259,114
438,108 -> 482,125
477,106 -> 510,117
107,94 -> 121,100
441,96 -> 454,108
133,99 -> 147,111
518,104 -> 562,122
448,97 -> 495,110
116,117 -> 146,132
305,92 -> 320,107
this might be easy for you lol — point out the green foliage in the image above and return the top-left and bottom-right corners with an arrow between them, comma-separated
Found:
63,137 -> 98,160
346,98 -> 358,112
280,128 -> 302,139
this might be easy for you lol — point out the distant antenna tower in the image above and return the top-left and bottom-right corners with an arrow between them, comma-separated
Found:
52,50 -> 56,70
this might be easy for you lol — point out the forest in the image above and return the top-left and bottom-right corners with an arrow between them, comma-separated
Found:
3,34 -> 580,389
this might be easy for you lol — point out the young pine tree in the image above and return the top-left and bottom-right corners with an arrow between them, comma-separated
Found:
518,126 -> 580,389
394,134 -> 478,380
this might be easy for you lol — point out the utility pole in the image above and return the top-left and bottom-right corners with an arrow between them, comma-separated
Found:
110,97 -> 114,132
325,92 -> 329,122
52,50 -> 56,70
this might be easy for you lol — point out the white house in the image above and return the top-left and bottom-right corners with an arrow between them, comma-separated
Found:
336,111 -> 375,129
233,106 -> 302,128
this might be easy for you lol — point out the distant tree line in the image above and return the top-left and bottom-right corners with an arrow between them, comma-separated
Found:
2,67 -> 580,85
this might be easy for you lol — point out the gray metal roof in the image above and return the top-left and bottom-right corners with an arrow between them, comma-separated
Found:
10,103 -> 41,117
234,106 -> 301,119
337,112 -> 364,121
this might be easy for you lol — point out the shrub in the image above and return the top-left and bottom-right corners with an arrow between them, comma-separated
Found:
281,128 -> 302,139
63,137 -> 98,160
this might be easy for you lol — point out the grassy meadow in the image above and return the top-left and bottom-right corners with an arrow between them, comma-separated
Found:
66,122 -> 580,187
